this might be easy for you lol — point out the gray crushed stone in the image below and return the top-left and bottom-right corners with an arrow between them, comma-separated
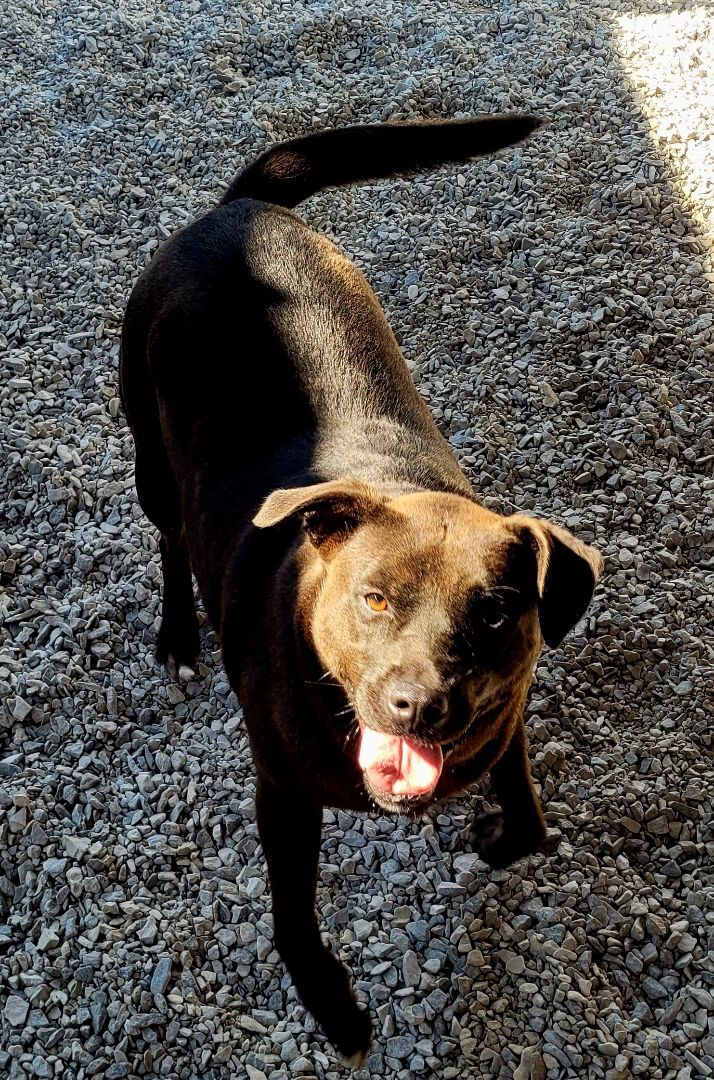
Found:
1,1 -> 712,1079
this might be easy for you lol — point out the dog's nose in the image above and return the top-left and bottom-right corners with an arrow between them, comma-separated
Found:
386,683 -> 448,729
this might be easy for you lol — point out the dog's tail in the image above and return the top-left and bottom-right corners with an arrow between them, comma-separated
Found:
220,115 -> 542,209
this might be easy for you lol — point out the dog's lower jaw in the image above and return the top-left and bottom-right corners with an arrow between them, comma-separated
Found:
361,769 -> 439,816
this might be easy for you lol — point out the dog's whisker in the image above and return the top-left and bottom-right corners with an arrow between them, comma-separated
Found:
343,723 -> 360,750
340,711 -> 359,737
305,668 -> 341,688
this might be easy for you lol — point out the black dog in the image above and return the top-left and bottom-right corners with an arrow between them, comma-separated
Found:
120,117 -> 602,1060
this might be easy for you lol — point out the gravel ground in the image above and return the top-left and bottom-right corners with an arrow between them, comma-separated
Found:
2,1 -> 713,1078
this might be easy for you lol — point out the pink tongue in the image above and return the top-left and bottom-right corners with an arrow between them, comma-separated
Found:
358,726 -> 443,797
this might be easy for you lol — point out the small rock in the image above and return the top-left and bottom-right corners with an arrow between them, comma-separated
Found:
150,956 -> 172,997
353,919 -> 373,942
13,696 -> 32,721
246,1067 -> 268,1080
256,934 -> 272,961
515,1046 -> 546,1080
402,949 -> 421,987
90,1001 -> 109,1034
7,807 -> 27,833
643,976 -> 670,1001
138,917 -> 159,945
452,853 -> 481,874
386,1035 -> 414,1060
37,927 -> 59,951
506,955 -> 527,975
4,995 -> 29,1027
62,835 -> 91,859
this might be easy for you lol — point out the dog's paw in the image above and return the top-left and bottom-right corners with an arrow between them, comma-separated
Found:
334,1004 -> 372,1067
162,657 -> 197,682
156,618 -> 199,676
314,963 -> 371,1063
157,650 -> 198,683
470,810 -> 546,869
292,948 -> 372,1063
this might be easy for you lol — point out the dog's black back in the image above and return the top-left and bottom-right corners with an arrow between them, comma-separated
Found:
123,115 -> 540,471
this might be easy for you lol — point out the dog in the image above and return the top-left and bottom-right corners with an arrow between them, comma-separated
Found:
120,116 -> 603,1062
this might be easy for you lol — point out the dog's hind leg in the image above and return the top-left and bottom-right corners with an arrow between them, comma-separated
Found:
255,779 -> 372,1062
120,322 -> 200,676
134,453 -> 200,676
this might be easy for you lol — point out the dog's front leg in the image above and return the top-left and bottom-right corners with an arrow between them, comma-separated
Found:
255,779 -> 372,1062
470,718 -> 547,869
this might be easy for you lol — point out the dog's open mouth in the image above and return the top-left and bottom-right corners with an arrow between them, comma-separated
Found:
357,725 -> 444,797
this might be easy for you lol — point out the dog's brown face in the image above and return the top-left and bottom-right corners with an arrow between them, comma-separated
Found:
255,480 -> 602,811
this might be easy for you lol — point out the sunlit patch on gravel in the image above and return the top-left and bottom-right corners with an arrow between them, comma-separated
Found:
615,7 -> 714,251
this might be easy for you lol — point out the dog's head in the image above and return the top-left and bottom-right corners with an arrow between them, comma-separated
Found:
254,479 -> 602,810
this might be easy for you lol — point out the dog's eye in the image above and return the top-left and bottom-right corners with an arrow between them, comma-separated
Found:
365,592 -> 388,612
476,601 -> 513,633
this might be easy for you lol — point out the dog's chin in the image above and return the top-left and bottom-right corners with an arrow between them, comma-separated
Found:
362,776 -> 434,817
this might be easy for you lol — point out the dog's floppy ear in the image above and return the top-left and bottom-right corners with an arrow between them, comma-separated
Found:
253,478 -> 386,556
511,516 -> 604,648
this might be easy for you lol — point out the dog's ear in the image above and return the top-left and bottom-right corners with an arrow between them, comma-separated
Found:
253,478 -> 386,556
511,517 -> 604,648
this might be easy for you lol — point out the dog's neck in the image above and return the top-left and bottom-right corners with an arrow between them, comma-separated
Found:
312,417 -> 472,501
